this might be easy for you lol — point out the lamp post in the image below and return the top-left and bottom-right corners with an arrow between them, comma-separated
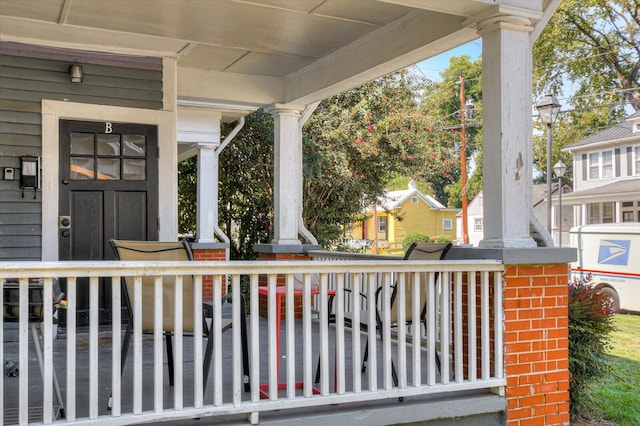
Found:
536,94 -> 561,234
554,160 -> 567,247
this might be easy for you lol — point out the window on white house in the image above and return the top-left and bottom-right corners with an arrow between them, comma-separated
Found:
602,150 -> 613,178
443,219 -> 452,230
588,153 -> 599,179
378,216 -> 387,233
603,202 -> 614,223
411,196 -> 418,204
623,211 -> 635,222
474,218 -> 483,232
588,203 -> 600,224
635,146 -> 640,175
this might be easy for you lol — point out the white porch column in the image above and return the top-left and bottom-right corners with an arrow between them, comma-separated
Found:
267,104 -> 305,245
196,143 -> 218,242
471,6 -> 542,248
177,108 -> 222,243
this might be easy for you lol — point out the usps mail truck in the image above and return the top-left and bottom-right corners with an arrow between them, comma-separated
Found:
570,223 -> 640,313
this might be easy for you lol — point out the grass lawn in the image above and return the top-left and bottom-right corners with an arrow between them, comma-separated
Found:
579,314 -> 640,425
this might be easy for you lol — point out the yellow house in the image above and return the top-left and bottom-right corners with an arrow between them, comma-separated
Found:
346,181 -> 460,251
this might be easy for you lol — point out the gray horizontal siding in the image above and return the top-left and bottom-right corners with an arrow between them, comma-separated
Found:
0,51 -> 163,260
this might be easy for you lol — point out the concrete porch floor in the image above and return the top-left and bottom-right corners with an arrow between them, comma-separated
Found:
3,315 -> 504,426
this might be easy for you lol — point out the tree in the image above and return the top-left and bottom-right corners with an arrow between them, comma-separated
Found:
303,70 -> 453,244
532,0 -> 639,183
534,0 -> 639,113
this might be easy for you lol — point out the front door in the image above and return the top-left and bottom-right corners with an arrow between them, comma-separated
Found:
58,120 -> 159,323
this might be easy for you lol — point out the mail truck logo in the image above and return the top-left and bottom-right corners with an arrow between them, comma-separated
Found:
597,240 -> 630,266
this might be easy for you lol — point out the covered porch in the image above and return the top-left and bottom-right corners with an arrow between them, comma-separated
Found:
1,1 -> 574,425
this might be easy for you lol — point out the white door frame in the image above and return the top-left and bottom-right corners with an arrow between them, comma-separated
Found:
41,100 -> 177,260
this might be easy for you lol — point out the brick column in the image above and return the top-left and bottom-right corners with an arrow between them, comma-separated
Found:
503,263 -> 570,426
191,245 -> 227,299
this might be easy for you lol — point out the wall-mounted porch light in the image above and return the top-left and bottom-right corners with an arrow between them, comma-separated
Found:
69,62 -> 83,83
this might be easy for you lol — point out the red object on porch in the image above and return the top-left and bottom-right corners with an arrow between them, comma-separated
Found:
257,252 -> 312,319
257,285 -> 332,399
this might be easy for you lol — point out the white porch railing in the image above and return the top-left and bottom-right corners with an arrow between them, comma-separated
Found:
1,259 -> 504,425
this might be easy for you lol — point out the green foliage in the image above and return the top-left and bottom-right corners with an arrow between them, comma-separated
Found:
587,315 -> 640,426
178,157 -> 197,236
304,70 -> 456,244
568,275 -> 616,417
402,233 -> 432,250
430,235 -> 452,244
532,0 -> 638,183
219,111 -> 274,260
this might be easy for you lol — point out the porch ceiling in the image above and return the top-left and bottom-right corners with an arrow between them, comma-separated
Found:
0,0 -> 545,111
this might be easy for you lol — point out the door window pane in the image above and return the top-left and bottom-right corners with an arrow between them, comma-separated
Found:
97,158 -> 120,180
123,159 -> 146,180
123,134 -> 146,156
70,157 -> 94,179
97,134 -> 120,155
70,133 -> 94,155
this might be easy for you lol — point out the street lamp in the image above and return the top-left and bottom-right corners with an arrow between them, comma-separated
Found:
536,93 -> 561,234
554,161 -> 567,247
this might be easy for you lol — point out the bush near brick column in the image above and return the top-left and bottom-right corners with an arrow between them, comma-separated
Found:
568,274 -> 615,418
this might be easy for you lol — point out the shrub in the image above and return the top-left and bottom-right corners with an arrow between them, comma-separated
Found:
402,233 -> 432,251
568,274 -> 616,417
430,235 -> 452,244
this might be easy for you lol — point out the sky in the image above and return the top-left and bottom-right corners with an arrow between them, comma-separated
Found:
415,39 -> 482,81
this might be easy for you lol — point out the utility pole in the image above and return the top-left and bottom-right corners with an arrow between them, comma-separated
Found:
459,73 -> 469,245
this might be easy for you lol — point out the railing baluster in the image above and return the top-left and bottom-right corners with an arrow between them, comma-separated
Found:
319,273 -> 330,396
267,274 -> 278,400
426,272 -> 442,386
89,276 -> 99,419
285,274 -> 295,399
42,278 -> 53,424
193,275 -> 203,408
66,277 -> 77,420
250,274 -> 260,403
231,274 -> 242,405
415,272 -> 425,386
302,273 -> 313,398
174,275 -> 184,410
396,273 -> 407,389
213,274 -> 223,406
494,272 -> 504,380
468,272 -> 477,381
19,278 -> 29,425
366,272 -> 377,391
481,271 -> 490,380
153,275 -> 163,412
350,273 -> 361,393
454,272 -> 463,383
111,276 -> 122,417
335,273 -> 346,394
440,271 -> 450,385
133,276 -> 143,415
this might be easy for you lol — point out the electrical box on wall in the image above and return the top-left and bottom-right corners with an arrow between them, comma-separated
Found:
3,167 -> 15,180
